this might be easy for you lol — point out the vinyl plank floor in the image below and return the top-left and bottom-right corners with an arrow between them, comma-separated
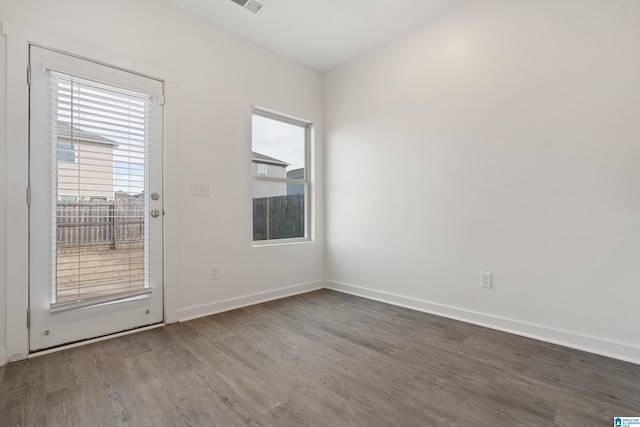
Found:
1,289 -> 640,426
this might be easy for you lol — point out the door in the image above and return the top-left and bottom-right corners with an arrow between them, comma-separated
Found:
28,46 -> 164,351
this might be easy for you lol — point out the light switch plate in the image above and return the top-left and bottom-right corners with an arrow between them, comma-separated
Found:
191,182 -> 210,196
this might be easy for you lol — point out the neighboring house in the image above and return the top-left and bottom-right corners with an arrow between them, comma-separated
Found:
252,151 -> 288,198
115,191 -> 145,200
114,191 -> 133,200
286,167 -> 305,195
56,121 -> 118,201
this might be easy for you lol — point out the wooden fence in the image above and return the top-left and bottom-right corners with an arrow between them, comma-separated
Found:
253,194 -> 305,241
57,200 -> 145,250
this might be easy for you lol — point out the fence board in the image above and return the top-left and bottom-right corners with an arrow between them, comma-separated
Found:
57,200 -> 145,249
253,194 -> 304,241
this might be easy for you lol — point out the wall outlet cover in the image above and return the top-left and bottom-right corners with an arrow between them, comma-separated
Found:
210,265 -> 220,280
480,271 -> 492,288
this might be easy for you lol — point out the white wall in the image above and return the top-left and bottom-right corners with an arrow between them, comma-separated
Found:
0,0 -> 324,363
325,0 -> 640,362
4,0 -> 640,366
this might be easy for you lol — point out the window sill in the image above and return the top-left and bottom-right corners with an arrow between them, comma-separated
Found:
252,237 -> 312,247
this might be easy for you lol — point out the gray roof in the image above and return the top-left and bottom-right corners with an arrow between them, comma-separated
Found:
287,168 -> 304,179
56,121 -> 119,147
252,151 -> 289,167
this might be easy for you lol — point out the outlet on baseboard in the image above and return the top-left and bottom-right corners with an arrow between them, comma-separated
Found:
210,265 -> 220,280
480,271 -> 492,289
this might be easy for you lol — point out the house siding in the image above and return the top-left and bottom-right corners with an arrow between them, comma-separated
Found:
252,161 -> 288,198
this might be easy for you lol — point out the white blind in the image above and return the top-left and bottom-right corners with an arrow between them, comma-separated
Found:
49,71 -> 153,310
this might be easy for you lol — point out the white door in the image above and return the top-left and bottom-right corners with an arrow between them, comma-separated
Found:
29,46 -> 164,351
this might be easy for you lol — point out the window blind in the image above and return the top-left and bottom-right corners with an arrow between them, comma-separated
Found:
49,71 -> 153,310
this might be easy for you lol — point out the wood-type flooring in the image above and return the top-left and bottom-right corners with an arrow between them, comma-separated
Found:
1,289 -> 639,426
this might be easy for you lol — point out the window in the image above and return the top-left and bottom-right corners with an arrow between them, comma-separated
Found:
252,108 -> 310,243
57,141 -> 75,163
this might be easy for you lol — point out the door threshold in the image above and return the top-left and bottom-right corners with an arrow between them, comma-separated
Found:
28,322 -> 166,359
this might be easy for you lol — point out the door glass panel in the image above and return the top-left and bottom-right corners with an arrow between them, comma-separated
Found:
50,72 -> 152,309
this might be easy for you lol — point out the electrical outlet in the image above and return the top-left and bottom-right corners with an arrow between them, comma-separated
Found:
210,265 -> 220,280
480,271 -> 492,289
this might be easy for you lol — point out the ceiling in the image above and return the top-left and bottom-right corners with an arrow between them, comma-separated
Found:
164,0 -> 465,71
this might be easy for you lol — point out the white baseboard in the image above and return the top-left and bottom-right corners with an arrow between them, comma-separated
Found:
177,280 -> 324,322
325,280 -> 640,365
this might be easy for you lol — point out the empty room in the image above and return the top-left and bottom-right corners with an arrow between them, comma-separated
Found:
1,0 -> 640,425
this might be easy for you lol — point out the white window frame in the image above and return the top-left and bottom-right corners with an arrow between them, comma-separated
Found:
252,107 -> 311,246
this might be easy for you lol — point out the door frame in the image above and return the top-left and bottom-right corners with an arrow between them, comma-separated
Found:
2,21 -> 180,362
